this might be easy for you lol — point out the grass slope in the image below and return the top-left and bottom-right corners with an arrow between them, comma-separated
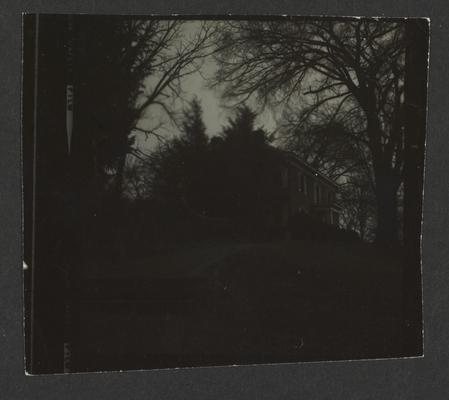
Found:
76,240 -> 407,371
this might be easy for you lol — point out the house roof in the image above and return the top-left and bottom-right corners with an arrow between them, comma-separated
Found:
278,150 -> 339,189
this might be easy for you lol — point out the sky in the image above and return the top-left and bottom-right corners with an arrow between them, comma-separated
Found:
132,21 -> 277,154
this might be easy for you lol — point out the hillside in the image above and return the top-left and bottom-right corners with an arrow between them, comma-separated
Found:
75,240 -> 407,371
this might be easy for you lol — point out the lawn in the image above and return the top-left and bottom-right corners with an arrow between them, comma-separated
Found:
75,240 -> 407,371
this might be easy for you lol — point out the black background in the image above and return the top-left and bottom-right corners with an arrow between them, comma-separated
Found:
0,1 -> 447,399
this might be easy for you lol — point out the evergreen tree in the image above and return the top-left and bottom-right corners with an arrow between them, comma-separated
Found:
149,104 -> 279,239
181,97 -> 208,147
210,106 -> 278,234
222,106 -> 267,146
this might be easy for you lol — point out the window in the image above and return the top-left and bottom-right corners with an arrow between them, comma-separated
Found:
314,184 -> 321,204
297,172 -> 303,192
301,174 -> 307,194
332,211 -> 340,226
281,168 -> 288,188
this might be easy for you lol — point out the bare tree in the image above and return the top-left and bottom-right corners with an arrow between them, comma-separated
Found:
75,18 -> 216,197
133,21 -> 217,130
122,20 -> 217,194
122,158 -> 154,201
212,19 -> 406,242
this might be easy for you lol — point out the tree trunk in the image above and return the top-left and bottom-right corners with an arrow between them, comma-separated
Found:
364,101 -> 401,244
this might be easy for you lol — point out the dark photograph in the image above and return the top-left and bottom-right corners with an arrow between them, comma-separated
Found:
22,15 -> 428,374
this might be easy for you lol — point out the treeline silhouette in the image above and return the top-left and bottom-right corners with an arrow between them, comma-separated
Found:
96,101 -> 359,261
61,17 -> 427,261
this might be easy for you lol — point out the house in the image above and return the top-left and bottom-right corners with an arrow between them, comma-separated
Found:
271,151 -> 342,229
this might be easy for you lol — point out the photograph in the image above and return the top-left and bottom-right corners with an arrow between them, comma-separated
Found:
22,15 -> 428,374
